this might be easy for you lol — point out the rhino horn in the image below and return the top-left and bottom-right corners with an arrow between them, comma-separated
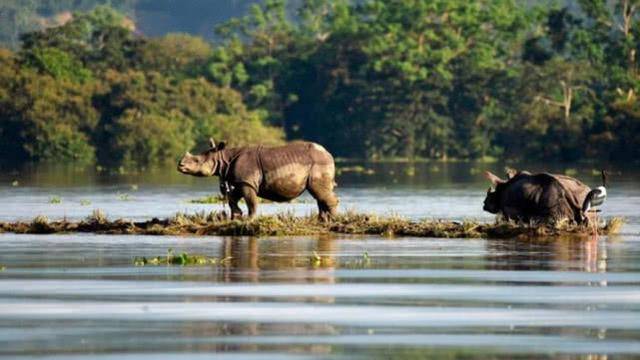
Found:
209,138 -> 216,149
484,171 -> 505,186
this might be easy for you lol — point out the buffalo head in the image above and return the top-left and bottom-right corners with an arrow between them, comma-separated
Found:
177,138 -> 226,177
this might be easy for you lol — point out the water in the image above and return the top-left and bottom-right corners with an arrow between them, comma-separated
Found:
0,162 -> 639,359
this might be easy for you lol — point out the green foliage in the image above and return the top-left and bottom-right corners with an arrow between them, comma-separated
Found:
1,1 -> 640,165
134,33 -> 212,76
26,47 -> 92,82
0,6 -> 283,167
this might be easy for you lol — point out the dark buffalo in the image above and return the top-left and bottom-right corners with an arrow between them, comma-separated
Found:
178,139 -> 339,220
482,170 -> 592,224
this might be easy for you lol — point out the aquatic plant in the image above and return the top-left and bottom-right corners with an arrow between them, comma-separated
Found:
49,196 -> 61,204
80,199 -> 91,206
404,166 -> 416,176
188,194 -> 226,204
117,193 -> 131,201
133,248 -> 226,266
337,165 -> 375,175
564,168 -> 578,176
342,251 -> 372,269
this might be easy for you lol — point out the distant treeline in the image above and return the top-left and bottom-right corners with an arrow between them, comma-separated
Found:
1,1 -> 639,166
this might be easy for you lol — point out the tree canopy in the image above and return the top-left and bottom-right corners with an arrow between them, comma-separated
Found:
1,1 -> 639,166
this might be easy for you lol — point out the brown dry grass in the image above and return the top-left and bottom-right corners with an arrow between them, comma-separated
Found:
0,210 -> 624,239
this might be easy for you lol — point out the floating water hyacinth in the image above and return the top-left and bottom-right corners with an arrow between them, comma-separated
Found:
133,248 -> 229,267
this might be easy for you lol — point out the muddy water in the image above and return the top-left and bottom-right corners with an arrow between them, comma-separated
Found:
0,163 -> 639,359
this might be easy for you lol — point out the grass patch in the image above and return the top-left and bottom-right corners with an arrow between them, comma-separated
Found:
48,196 -> 61,204
0,211 -> 624,239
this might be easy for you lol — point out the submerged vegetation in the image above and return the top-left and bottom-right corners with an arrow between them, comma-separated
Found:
133,248 -> 227,266
188,194 -> 227,204
48,196 -> 61,204
0,211 -> 624,239
1,1 -> 640,166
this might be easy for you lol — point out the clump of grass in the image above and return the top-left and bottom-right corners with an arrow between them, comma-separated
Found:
133,248 -> 224,266
30,215 -> 53,234
604,217 -> 625,234
80,199 -> 91,206
117,193 -> 131,201
86,209 -> 108,225
130,184 -> 139,191
49,196 -> 61,204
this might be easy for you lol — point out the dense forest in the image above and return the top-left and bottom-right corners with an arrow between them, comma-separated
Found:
0,0 -> 639,167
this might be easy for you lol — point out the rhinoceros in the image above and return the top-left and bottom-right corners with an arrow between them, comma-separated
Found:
482,169 -> 593,224
178,139 -> 339,220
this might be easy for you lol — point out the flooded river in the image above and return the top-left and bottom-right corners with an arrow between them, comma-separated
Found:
0,162 -> 639,359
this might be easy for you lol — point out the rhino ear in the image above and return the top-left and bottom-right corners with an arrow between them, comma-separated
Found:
505,167 -> 518,179
484,171 -> 505,186
209,138 -> 216,149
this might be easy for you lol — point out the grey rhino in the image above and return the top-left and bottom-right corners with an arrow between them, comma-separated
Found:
482,169 -> 592,224
178,139 -> 339,220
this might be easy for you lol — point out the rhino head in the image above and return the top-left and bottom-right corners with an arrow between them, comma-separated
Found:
177,138 -> 226,177
482,170 -> 507,214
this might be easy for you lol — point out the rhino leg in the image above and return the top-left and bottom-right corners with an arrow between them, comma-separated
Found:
307,178 -> 338,221
239,185 -> 259,218
228,188 -> 243,219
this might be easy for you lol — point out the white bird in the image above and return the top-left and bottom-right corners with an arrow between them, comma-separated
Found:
582,170 -> 607,217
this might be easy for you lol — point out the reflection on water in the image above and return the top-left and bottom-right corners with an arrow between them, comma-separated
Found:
0,163 -> 639,358
1,232 -> 640,359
